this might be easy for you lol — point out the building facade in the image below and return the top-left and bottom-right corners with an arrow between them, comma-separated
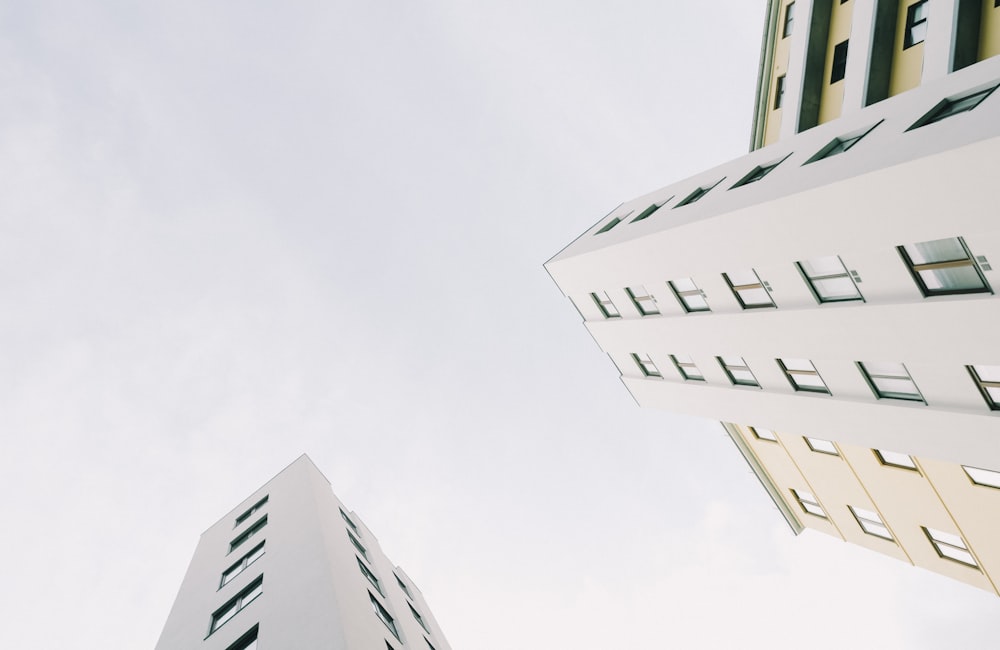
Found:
546,1 -> 1000,594
156,455 -> 451,650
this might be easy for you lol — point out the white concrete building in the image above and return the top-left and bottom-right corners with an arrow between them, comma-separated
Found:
546,2 -> 1000,594
156,455 -> 451,650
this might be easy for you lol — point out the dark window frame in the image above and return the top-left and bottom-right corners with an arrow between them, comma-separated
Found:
632,353 -> 662,378
718,356 -> 760,387
967,365 -> 1000,411
904,1 -> 929,49
897,236 -> 990,297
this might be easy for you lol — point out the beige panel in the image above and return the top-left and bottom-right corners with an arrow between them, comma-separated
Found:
889,0 -> 926,96
818,0 -> 855,123
980,0 -> 1000,61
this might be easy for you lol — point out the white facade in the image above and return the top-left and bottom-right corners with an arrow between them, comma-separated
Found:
156,455 -> 451,650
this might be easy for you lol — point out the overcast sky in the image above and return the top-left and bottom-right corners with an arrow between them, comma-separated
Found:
2,1 -> 998,648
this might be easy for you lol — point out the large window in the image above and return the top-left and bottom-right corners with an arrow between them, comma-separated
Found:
909,84 -> 998,129
718,356 -> 759,387
340,508 -> 359,533
670,354 -> 705,381
230,516 -> 267,554
831,40 -> 848,83
778,358 -> 830,394
963,465 -> 1000,489
783,1 -> 795,37
409,603 -> 431,634
225,625 -> 259,650
791,489 -> 826,518
922,527 -> 978,568
632,353 -> 662,378
625,285 -> 660,315
235,496 -> 268,527
723,270 -> 775,308
359,557 -> 383,595
967,365 -> 1000,410
590,291 -> 621,319
668,278 -> 710,312
904,1 -> 928,49
221,542 -> 266,588
849,506 -> 893,540
858,362 -> 923,402
796,255 -> 862,303
805,121 -> 880,163
874,449 -> 919,471
371,592 -> 401,640
898,236 -> 989,296
211,576 -> 263,634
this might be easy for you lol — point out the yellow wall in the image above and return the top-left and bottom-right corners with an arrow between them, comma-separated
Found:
763,0 -> 796,147
980,0 -> 1000,61
818,0 -> 855,124
889,0 -> 926,97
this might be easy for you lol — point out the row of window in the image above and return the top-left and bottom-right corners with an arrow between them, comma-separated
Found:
595,80 -> 997,235
633,352 -> 1000,411
590,235 -> 991,324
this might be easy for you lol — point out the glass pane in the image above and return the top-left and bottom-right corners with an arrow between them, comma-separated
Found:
964,466 -> 1000,488
246,545 -> 265,565
672,354 -> 694,364
918,266 -> 985,292
862,521 -> 892,539
683,368 -> 704,380
753,427 -> 777,441
799,256 -> 846,278
861,361 -> 907,377
872,376 -> 919,397
986,386 -> 1000,403
671,278 -> 697,292
682,294 -> 709,311
213,604 -> 237,630
736,287 -> 773,306
805,437 -> 837,454
802,502 -> 826,517
927,528 -> 966,548
242,582 -> 263,604
812,276 -> 860,300
781,358 -> 815,372
794,489 -> 816,502
720,356 -> 746,367
730,369 -> 757,384
905,237 -> 966,264
938,545 -> 977,566
973,365 -> 1000,382
793,374 -> 828,390
876,449 -> 916,468
221,566 -> 239,586
852,507 -> 880,522
726,270 -> 759,286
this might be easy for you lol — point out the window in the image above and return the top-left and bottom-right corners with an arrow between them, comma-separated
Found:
968,365 -> 1000,410
625,285 -> 660,315
749,426 -> 778,442
777,358 -> 830,394
348,530 -> 369,560
340,508 -> 359,533
210,576 -> 263,634
805,437 -> 838,455
359,557 -> 383,595
963,465 -> 1000,489
923,527 -> 978,568
675,179 -> 723,208
796,255 -> 862,302
395,574 -> 413,599
235,496 -> 268,527
590,291 -> 621,319
731,156 -> 788,188
783,2 -> 795,37
791,489 -> 826,518
723,270 -> 775,308
632,353 -> 662,378
805,121 -> 881,163
874,449 -> 918,470
221,542 -> 266,588
631,202 -> 664,223
426,638 -> 438,650
225,625 -> 259,650
774,75 -> 786,109
371,592 -> 401,640
858,362 -> 923,402
409,603 -> 431,633
718,356 -> 759,387
849,506 -> 893,540
904,1 -> 928,48
909,84 -> 998,129
831,40 -> 848,83
898,236 -> 989,296
668,278 -> 710,312
670,354 -> 705,381
230,516 -> 267,554
595,216 -> 623,235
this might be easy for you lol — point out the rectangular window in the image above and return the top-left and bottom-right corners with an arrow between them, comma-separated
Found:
850,506 -> 893,540
904,1 -> 928,49
595,216 -> 623,235
668,278 -> 710,312
775,75 -> 786,109
235,496 -> 268,527
796,255 -> 862,302
426,639 -> 438,650
211,576 -> 263,634
791,489 -> 826,518
750,426 -> 778,442
221,542 -> 266,588
805,437 -> 838,455
230,516 -> 267,554
968,365 -> 1000,410
874,449 -> 919,471
718,356 -> 759,387
590,291 -> 621,319
858,362 -> 923,402
777,358 -> 830,393
670,354 -> 705,381
225,625 -> 259,650
923,527 -> 978,568
723,270 -> 775,308
898,236 -> 990,296
632,353 -> 662,378
371,592 -> 401,640
675,179 -> 723,208
358,557 -> 383,595
340,508 -> 359,533
831,39 -> 848,83
783,2 -> 795,37
909,84 -> 998,129
625,285 -> 660,315
805,121 -> 881,163
631,202 -> 664,222
347,530 -> 369,561
730,155 -> 789,188
409,603 -> 431,634
963,465 -> 1000,489
395,574 -> 413,599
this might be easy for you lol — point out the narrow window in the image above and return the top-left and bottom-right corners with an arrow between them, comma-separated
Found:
235,496 -> 268,527
395,574 -> 413,599
409,603 -> 431,634
670,354 -> 705,381
631,202 -> 664,223
858,362 -> 923,402
359,557 -> 383,595
874,449 -> 919,471
963,466 -> 1000,489
632,353 -> 662,378
967,365 -> 1000,410
778,358 -> 830,394
904,1 -> 928,49
370,592 -> 401,640
718,356 -> 759,387
898,236 -> 990,296
791,489 -> 826,518
831,40 -> 849,83
225,625 -> 259,650
348,530 -> 369,561
783,2 -> 795,37
668,278 -> 710,312
221,542 -> 266,588
723,270 -> 775,308
211,576 -> 263,634
749,426 -> 778,442
595,216 -> 622,235
804,437 -> 838,455
775,75 -> 786,109
426,638 -> 438,650
590,291 -> 621,319
849,506 -> 893,540
675,179 -> 723,208
730,155 -> 788,188
796,255 -> 862,302
230,516 -> 267,554
922,527 -> 978,568
625,285 -> 660,315
908,84 -> 998,129
340,508 -> 359,533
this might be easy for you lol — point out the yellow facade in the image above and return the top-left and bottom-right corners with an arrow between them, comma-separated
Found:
888,0 -> 926,97
979,0 -> 1000,61
817,0 -> 854,124
762,0 -> 796,147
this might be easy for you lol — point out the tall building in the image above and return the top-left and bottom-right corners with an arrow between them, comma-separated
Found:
546,0 -> 1000,594
156,455 -> 451,650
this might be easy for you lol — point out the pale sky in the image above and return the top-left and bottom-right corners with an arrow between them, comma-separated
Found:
1,2 -> 998,648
